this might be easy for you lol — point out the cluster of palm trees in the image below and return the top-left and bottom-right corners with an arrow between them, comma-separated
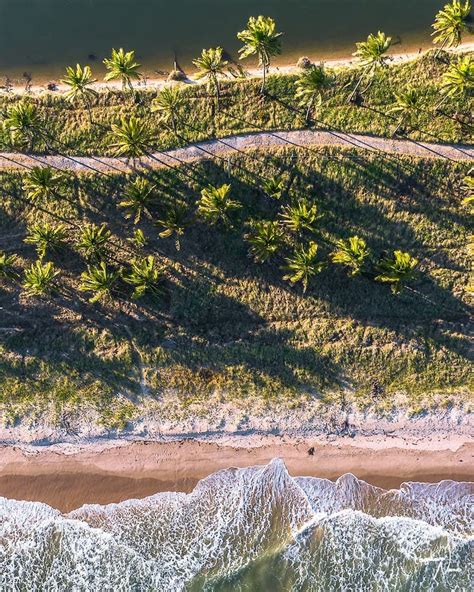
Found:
0,2 -> 471,305
0,151 -> 420,301
244,192 -> 418,294
0,146 -> 418,302
57,14 -> 282,106
1,215 -> 165,303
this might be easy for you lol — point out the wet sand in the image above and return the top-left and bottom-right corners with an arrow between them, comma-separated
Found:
1,439 -> 472,512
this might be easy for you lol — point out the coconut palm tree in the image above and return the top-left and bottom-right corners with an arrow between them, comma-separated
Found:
3,101 -> 43,150
119,177 -> 156,223
103,48 -> 142,92
123,255 -> 164,299
76,223 -> 111,261
440,55 -> 474,101
197,184 -> 241,226
331,236 -> 370,276
237,16 -> 283,93
350,31 -> 392,100
109,117 -> 153,160
0,251 -> 17,280
156,205 -> 189,250
462,171 -> 474,207
283,241 -> 325,292
389,86 -> 423,135
61,64 -> 98,122
23,260 -> 59,297
295,64 -> 334,122
375,250 -> 418,294
280,199 -> 320,234
193,47 -> 228,106
151,86 -> 184,134
354,31 -> 393,71
432,0 -> 472,51
262,175 -> 286,200
79,261 -> 119,303
24,223 -> 67,259
245,220 -> 284,263
22,166 -> 63,201
129,228 -> 148,248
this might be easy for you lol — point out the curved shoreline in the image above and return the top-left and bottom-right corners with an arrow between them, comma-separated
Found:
3,42 -> 474,96
0,130 -> 473,175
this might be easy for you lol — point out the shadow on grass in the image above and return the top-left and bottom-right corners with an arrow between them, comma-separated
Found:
0,147 -> 471,406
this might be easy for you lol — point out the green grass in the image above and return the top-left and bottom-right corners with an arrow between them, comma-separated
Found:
0,51 -> 472,158
0,146 -> 472,427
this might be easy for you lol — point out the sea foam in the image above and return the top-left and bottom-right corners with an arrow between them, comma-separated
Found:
0,459 -> 472,591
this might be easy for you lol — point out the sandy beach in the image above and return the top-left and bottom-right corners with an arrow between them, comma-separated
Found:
3,42 -> 473,96
0,437 -> 472,512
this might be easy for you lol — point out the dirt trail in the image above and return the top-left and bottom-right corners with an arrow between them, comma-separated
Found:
0,130 -> 472,174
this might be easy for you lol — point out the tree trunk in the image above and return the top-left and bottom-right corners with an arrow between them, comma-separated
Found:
261,64 -> 267,94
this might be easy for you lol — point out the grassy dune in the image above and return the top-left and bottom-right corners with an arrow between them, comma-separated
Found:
0,52 -> 472,158
0,146 -> 472,428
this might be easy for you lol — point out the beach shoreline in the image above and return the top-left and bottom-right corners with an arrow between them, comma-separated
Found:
0,436 -> 472,512
2,42 -> 473,96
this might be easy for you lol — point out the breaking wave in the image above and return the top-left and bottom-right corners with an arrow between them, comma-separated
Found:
0,459 -> 472,591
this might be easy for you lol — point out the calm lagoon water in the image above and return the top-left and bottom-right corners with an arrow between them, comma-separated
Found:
0,0 -> 445,82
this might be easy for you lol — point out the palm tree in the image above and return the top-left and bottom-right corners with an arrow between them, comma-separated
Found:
156,205 -> 189,250
432,1 -> 472,51
389,86 -> 423,135
129,228 -> 148,248
331,236 -> 370,276
151,86 -> 184,134
123,255 -> 164,299
76,223 -> 111,261
375,250 -> 418,294
280,199 -> 320,234
283,241 -> 325,293
351,31 -> 392,100
237,16 -> 283,93
79,261 -> 119,303
3,101 -> 43,150
23,260 -> 59,297
103,48 -> 142,92
295,64 -> 334,122
0,251 -> 17,280
61,64 -> 98,122
119,177 -> 156,223
193,47 -> 228,106
262,175 -> 286,200
462,171 -> 474,207
354,31 -> 393,71
197,184 -> 241,226
245,220 -> 284,263
109,117 -> 153,160
24,223 -> 67,259
22,166 -> 63,201
440,55 -> 474,102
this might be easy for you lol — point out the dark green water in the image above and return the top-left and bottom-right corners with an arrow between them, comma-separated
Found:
0,0 -> 446,83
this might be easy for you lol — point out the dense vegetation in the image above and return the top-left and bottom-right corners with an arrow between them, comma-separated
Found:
0,50 -> 472,158
0,147 -> 472,427
0,2 -> 472,429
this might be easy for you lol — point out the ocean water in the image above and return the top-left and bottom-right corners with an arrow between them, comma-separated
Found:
0,459 -> 472,591
0,0 -> 444,81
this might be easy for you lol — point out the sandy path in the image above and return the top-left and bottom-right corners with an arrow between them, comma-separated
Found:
0,439 -> 472,512
0,130 -> 472,175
